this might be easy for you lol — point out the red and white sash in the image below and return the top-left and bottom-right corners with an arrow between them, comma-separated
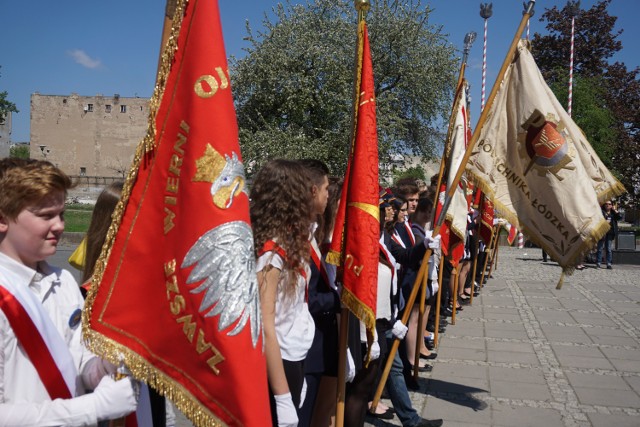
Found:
0,275 -> 77,399
404,221 -> 416,246
259,240 -> 308,302
309,238 -> 331,290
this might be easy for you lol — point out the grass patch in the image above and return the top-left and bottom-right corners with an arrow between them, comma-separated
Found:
65,204 -> 94,232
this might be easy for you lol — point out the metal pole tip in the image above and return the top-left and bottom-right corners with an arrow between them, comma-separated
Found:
355,0 -> 370,12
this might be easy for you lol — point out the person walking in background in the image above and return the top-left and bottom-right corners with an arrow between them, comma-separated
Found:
597,200 -> 622,269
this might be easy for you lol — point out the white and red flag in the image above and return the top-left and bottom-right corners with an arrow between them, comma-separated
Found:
436,81 -> 471,267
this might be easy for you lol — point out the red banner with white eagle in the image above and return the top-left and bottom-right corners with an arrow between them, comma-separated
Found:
82,1 -> 270,425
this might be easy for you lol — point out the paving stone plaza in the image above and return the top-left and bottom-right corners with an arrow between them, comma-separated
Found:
53,244 -> 640,426
368,247 -> 640,427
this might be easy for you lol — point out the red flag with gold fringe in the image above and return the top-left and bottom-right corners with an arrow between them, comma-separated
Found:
479,195 -> 495,245
83,1 -> 270,425
326,20 -> 379,337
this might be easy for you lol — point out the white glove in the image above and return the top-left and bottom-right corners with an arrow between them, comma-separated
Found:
299,379 -> 307,409
92,375 -> 138,421
431,280 -> 439,294
369,341 -> 380,361
392,320 -> 408,340
346,348 -> 356,383
424,233 -> 441,250
81,357 -> 117,390
274,392 -> 298,427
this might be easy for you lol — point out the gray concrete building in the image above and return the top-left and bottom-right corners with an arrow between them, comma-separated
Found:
0,111 -> 11,158
30,93 -> 149,177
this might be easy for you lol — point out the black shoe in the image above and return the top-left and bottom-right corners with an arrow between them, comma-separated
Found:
409,363 -> 433,373
415,418 -> 444,427
441,308 -> 453,317
425,340 -> 435,350
607,265 -> 613,269
420,352 -> 438,360
368,407 -> 394,420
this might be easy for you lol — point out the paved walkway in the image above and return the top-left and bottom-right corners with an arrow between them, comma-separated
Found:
367,247 -> 640,427
55,244 -> 640,426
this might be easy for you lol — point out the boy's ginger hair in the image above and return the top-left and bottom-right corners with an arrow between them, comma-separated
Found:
0,158 -> 73,220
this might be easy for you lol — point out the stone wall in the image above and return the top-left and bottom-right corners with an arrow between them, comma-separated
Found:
30,93 -> 148,176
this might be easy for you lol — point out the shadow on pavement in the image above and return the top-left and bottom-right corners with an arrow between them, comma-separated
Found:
423,378 -> 489,412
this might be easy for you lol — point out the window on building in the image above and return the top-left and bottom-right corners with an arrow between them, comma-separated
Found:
87,104 -> 94,112
80,167 -> 86,177
120,105 -> 127,113
105,104 -> 112,113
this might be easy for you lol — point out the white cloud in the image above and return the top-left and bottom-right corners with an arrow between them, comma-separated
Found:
67,49 -> 102,69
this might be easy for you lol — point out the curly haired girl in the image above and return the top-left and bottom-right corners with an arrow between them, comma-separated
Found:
250,159 -> 315,427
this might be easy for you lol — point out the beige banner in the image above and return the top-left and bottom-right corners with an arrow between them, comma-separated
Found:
466,40 -> 624,272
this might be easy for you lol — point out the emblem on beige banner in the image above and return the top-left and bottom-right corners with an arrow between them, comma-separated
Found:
518,110 -> 576,180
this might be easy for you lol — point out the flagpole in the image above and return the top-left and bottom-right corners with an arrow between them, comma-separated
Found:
419,30 -> 475,380
480,223 -> 499,287
433,256 -> 445,347
372,0 -> 536,409
335,2 -> 370,426
157,0 -> 178,76
413,266 -> 428,381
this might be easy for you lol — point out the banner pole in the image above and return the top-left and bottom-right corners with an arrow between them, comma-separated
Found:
157,0 -> 178,76
434,256 -> 445,348
413,268 -> 428,380
371,1 -> 535,409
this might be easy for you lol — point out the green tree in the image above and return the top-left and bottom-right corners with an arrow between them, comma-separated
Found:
393,165 -> 426,183
9,144 -> 29,159
0,66 -> 19,123
532,0 -> 640,207
231,0 -> 457,176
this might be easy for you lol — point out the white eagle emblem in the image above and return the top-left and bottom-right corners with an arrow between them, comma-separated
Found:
182,221 -> 261,347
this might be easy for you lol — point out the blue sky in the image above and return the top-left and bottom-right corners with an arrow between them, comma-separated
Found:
1,0 -> 638,143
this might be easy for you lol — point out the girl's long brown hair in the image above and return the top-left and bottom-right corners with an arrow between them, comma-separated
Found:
82,181 -> 124,283
250,159 -> 313,295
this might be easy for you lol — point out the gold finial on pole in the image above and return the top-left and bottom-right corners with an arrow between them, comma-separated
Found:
354,0 -> 370,12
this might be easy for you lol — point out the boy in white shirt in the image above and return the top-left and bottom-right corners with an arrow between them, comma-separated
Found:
0,158 -> 137,426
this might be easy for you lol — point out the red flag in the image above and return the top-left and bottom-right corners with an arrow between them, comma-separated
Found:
83,1 -> 270,425
479,195 -> 495,245
327,21 -> 379,337
507,224 -> 518,245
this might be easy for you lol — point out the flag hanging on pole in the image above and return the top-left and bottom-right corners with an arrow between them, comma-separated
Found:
479,195 -> 495,245
466,40 -> 625,272
436,81 -> 470,267
83,1 -> 270,425
326,19 -> 379,340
